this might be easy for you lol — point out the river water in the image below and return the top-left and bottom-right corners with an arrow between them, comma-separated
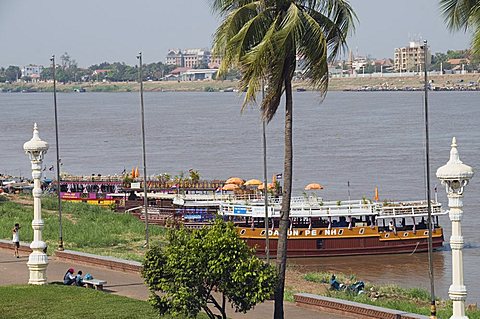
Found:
1,91 -> 479,302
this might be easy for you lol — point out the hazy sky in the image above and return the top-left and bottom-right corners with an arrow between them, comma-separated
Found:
0,0 -> 472,67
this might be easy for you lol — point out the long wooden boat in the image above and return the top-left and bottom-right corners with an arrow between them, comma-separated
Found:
218,197 -> 445,257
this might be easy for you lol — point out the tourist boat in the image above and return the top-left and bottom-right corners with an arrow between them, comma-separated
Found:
218,196 -> 445,257
58,176 -> 125,207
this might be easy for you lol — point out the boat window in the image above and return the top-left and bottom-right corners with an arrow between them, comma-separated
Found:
385,233 -> 390,238
338,229 -> 344,235
403,232 -> 408,237
240,229 -> 246,235
359,228 -> 365,235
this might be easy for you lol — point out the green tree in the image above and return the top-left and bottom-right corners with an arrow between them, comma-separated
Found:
210,1 -> 355,317
440,0 -> 480,55
142,219 -> 277,319
5,66 -> 21,82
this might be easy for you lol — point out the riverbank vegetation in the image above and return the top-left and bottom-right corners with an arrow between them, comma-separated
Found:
0,195 -> 166,260
284,270 -> 480,319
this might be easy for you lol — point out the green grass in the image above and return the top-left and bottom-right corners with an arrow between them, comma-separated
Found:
0,284 -> 208,319
301,271 -> 480,319
0,196 -> 168,261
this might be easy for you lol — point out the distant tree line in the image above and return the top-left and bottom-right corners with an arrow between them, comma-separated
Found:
0,52 -> 176,83
429,49 -> 480,72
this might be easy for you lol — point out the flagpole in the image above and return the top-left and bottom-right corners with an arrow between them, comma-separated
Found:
261,80 -> 270,263
423,39 -> 437,319
137,52 -> 149,248
51,55 -> 64,251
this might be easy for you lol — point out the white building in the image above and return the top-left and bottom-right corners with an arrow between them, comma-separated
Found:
21,64 -> 44,81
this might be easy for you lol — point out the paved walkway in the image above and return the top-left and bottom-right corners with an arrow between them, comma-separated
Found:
0,248 -> 354,319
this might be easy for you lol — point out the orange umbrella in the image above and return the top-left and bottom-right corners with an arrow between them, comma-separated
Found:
222,183 -> 240,191
374,187 -> 379,201
135,167 -> 139,178
244,179 -> 263,186
304,183 -> 324,190
258,183 -> 274,190
225,177 -> 244,185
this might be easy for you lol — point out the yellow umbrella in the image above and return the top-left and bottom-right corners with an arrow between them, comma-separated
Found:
244,179 -> 263,186
258,183 -> 274,190
305,183 -> 324,190
225,177 -> 244,185
222,183 -> 240,191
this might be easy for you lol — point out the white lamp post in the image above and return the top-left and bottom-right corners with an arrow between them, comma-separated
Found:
23,123 -> 49,285
436,137 -> 474,319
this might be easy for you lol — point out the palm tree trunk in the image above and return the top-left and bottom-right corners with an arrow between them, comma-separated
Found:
274,75 -> 293,319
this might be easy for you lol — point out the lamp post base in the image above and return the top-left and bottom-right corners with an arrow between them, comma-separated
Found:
27,252 -> 48,285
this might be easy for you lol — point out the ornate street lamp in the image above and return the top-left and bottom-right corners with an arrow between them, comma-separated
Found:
23,123 -> 49,284
436,137 -> 474,319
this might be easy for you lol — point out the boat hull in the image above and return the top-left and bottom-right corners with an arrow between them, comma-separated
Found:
238,226 -> 444,257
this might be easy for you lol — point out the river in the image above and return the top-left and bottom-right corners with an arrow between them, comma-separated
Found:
1,91 -> 479,302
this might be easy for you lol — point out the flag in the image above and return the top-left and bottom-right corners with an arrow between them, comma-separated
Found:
276,173 -> 282,180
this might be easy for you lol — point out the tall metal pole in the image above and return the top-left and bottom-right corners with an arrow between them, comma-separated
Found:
137,52 -> 149,248
423,40 -> 436,319
51,55 -> 64,251
261,81 -> 270,263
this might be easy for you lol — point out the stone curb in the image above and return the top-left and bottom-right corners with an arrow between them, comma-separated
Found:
54,249 -> 142,274
294,293 -> 429,319
0,239 -> 32,253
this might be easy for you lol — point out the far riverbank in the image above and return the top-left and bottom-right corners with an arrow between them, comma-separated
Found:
1,73 -> 478,93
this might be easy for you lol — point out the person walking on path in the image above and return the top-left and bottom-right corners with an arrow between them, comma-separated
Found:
12,223 -> 20,258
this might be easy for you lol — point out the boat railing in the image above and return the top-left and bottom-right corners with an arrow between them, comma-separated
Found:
219,200 -> 376,218
376,201 -> 443,218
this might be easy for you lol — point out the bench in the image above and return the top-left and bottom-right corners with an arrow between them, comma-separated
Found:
83,279 -> 107,291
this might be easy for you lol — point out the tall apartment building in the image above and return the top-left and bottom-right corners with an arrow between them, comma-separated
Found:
394,41 -> 431,72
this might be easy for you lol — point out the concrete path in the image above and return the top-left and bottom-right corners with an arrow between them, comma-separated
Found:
0,248 -> 354,319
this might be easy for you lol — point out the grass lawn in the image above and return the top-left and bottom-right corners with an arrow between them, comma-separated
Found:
0,284 -> 208,319
0,195 -> 167,261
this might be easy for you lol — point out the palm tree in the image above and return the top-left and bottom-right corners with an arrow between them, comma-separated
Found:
440,0 -> 480,55
210,1 -> 355,317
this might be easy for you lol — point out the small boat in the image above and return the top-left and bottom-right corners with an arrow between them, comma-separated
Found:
296,87 -> 306,92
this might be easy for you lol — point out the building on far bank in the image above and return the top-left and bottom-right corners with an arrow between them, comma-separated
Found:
166,49 -> 184,67
394,41 -> 431,73
21,64 -> 43,81
165,48 -> 221,69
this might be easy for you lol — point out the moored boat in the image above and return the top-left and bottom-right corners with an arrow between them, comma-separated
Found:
219,197 -> 445,257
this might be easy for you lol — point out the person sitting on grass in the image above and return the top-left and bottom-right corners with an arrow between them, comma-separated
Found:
63,268 -> 76,285
75,270 -> 84,287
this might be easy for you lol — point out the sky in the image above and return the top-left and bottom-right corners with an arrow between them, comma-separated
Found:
0,0 -> 473,67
